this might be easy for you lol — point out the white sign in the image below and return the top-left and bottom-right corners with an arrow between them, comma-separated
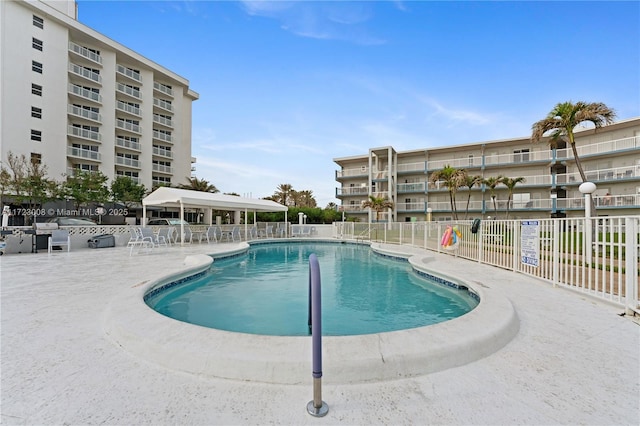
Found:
521,220 -> 540,267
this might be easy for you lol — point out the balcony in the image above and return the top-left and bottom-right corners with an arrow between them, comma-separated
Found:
428,200 -> 483,212
341,204 -> 366,213
336,166 -> 368,180
67,125 -> 101,142
558,166 -> 640,185
116,119 -> 141,134
116,173 -> 141,184
427,156 -> 484,171
68,41 -> 102,64
115,100 -> 141,117
371,170 -> 390,181
115,137 -> 141,151
115,156 -> 141,169
153,97 -> 173,112
68,63 -> 101,84
152,114 -> 173,128
557,136 -> 640,159
67,146 -> 100,161
153,81 -> 173,97
336,187 -> 369,197
152,163 -> 173,174
67,167 -> 99,177
68,84 -> 102,104
483,150 -> 552,168
396,202 -> 426,212
116,64 -> 141,82
67,105 -> 101,123
116,83 -> 141,100
152,130 -> 172,144
397,182 -> 426,193
152,146 -> 173,159
557,195 -> 639,210
397,162 -> 426,174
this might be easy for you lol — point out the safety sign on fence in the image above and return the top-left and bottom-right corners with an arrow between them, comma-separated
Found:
521,220 -> 540,267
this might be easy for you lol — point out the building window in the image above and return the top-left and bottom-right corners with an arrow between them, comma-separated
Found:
513,149 -> 530,163
32,61 -> 43,74
31,106 -> 42,119
468,154 -> 474,166
30,130 -> 42,142
33,15 -> 44,29
30,153 -> 42,164
32,84 -> 42,96
32,38 -> 43,51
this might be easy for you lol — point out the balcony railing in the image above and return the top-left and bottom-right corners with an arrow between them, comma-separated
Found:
371,170 -> 389,180
116,100 -> 141,116
67,146 -> 100,161
152,163 -> 173,174
557,195 -> 639,209
67,125 -> 101,142
397,182 -> 426,193
68,63 -> 101,83
116,174 -> 141,184
67,167 -> 99,177
341,205 -> 366,213
336,187 -> 369,196
115,137 -> 141,151
68,41 -> 102,64
336,167 -> 368,179
68,84 -> 102,103
483,150 -> 552,167
116,83 -> 141,99
67,105 -> 101,122
115,156 -> 141,169
116,119 -> 141,134
152,130 -> 172,143
427,156 -> 484,170
116,64 -> 141,82
396,202 -> 426,212
397,162 -> 426,174
557,136 -> 640,159
153,81 -> 173,97
153,97 -> 173,112
557,166 -> 640,185
152,146 -> 173,158
152,114 -> 173,128
428,200 -> 484,212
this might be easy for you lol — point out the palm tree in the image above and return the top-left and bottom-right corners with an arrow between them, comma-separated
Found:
179,177 -> 219,193
429,165 -> 465,220
362,195 -> 394,222
501,176 -> 526,219
483,175 -> 504,217
460,173 -> 483,220
274,183 -> 294,206
531,101 -> 615,183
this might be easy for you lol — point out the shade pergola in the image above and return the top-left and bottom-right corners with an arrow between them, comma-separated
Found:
142,187 -> 288,243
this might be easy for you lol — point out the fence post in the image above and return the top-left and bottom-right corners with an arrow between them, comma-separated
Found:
511,220 -> 520,272
552,219 -> 560,287
624,217 -> 639,315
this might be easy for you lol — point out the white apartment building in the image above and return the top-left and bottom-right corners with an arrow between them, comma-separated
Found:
0,0 -> 199,190
335,117 -> 640,221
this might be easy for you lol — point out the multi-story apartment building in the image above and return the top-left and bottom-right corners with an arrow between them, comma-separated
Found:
1,0 -> 199,190
335,117 -> 640,221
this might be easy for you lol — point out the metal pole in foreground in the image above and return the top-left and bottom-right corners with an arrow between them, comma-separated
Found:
307,254 -> 329,417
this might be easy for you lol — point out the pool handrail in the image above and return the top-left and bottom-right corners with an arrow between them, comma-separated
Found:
307,253 -> 328,417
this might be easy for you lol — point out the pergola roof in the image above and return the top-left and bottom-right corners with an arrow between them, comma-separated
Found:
142,187 -> 288,212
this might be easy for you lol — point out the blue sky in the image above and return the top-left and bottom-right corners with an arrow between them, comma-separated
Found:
77,0 -> 640,207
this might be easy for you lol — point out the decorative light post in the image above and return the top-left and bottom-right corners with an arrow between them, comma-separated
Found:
579,182 -> 597,267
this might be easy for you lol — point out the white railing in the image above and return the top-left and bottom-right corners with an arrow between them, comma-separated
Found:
116,64 -> 141,82
115,156 -> 141,168
335,217 -> 640,314
397,182 -> 426,192
67,146 -> 100,161
427,156 -> 484,170
557,136 -> 640,159
153,81 -> 173,96
558,195 -> 639,209
337,187 -> 368,196
116,83 -> 141,99
152,146 -> 173,158
337,167 -> 368,179
152,130 -> 172,143
396,202 -> 426,212
67,125 -> 101,142
116,119 -> 141,134
116,174 -> 141,184
68,84 -> 102,103
152,163 -> 173,174
69,63 -> 101,83
557,165 -> 639,184
153,114 -> 173,128
397,162 -> 425,173
115,137 -> 141,151
68,41 -> 102,64
67,105 -> 101,122
116,100 -> 141,116
153,97 -> 173,112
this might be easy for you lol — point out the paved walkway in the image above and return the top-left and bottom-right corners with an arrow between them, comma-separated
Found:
1,241 -> 638,425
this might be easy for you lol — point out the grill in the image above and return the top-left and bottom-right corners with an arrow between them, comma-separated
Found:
31,222 -> 59,252
34,222 -> 59,234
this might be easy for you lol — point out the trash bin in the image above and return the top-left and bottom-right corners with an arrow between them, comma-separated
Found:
87,234 -> 115,249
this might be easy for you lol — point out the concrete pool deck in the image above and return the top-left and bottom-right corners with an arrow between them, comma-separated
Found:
1,240 -> 638,424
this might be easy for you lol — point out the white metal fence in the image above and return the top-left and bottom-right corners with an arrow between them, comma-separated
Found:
334,217 -> 640,314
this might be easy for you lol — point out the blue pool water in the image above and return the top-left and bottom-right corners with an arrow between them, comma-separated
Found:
146,243 -> 478,336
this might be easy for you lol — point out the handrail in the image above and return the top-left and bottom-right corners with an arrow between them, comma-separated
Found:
306,254 -> 328,417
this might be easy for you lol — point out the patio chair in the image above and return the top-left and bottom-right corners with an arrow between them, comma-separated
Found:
127,227 -> 153,255
140,227 -> 167,248
291,226 -> 302,237
259,225 -> 273,238
275,225 -> 286,238
48,229 -> 70,253
247,226 -> 258,240
157,227 -> 173,246
202,226 -> 221,244
226,226 -> 241,242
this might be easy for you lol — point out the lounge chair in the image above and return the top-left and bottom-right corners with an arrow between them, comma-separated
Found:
140,227 -> 167,248
127,227 -> 153,255
291,226 -> 302,237
259,225 -> 273,238
157,227 -> 173,246
48,229 -> 70,253
247,226 -> 258,240
226,226 -> 241,242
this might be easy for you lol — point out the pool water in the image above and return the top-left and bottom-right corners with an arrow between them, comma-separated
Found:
146,243 -> 478,336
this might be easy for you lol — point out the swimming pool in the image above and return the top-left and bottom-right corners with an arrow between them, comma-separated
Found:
145,242 -> 478,336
